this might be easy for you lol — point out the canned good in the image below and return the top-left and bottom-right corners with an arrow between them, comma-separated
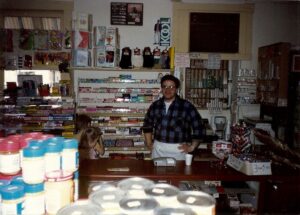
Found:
89,187 -> 125,213
119,197 -> 159,215
177,191 -> 216,215
154,206 -> 197,215
144,183 -> 180,207
57,200 -> 102,215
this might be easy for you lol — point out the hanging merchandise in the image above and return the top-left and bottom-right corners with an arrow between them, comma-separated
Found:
160,47 -> 169,69
132,47 -> 143,68
143,47 -> 154,68
119,47 -> 132,69
153,46 -> 161,69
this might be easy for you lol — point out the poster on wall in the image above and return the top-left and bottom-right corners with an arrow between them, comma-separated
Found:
154,18 -> 171,46
111,2 -> 143,26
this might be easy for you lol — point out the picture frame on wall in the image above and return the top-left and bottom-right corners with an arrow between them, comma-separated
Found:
111,2 -> 143,26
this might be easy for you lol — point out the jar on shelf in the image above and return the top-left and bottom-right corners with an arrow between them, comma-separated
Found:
61,139 -> 79,173
22,145 -> 45,184
45,141 -> 63,173
0,140 -> 21,175
23,182 -> 45,215
45,170 -> 74,215
1,184 -> 25,215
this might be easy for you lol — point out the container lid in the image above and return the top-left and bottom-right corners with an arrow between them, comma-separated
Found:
1,184 -> 24,200
23,145 -> 45,157
73,170 -> 79,179
28,139 -> 45,147
119,197 -> 159,212
45,136 -> 65,143
0,179 -> 10,187
24,132 -> 43,139
40,134 -> 55,140
63,139 -> 78,149
11,176 -> 24,186
7,134 -> 22,141
177,191 -> 216,207
45,170 -> 73,182
24,182 -> 44,193
19,137 -> 34,149
46,141 -> 63,153
117,177 -> 154,191
0,139 -> 20,151
57,200 -> 103,215
0,172 -> 22,181
89,187 -> 125,209
154,207 -> 197,215
144,183 -> 179,197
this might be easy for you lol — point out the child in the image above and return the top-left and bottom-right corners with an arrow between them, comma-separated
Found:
78,126 -> 105,160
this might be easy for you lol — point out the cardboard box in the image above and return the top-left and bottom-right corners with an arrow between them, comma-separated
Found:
227,154 -> 272,175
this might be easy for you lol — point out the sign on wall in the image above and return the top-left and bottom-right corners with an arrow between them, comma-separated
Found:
111,2 -> 143,26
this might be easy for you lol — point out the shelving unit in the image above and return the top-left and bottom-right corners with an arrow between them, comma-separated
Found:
257,42 -> 290,106
257,42 -> 291,142
185,59 -> 229,111
237,69 -> 257,105
73,68 -> 169,158
0,96 -> 75,137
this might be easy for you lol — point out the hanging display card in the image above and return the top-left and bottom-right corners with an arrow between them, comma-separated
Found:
111,2 -> 143,26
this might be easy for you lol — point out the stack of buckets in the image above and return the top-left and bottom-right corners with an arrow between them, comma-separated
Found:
0,132 -> 79,215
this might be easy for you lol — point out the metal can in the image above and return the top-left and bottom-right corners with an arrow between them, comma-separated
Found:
117,177 -> 154,197
57,200 -> 102,215
119,197 -> 159,215
177,191 -> 216,215
154,206 -> 197,215
144,183 -> 180,207
89,187 -> 125,214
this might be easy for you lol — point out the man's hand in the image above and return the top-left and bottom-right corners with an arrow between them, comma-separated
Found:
178,144 -> 196,153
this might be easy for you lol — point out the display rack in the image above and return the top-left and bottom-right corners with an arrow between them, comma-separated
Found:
73,68 -> 169,158
0,96 -> 75,137
185,59 -> 229,112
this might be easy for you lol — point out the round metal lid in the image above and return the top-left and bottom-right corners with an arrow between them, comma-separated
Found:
177,191 -> 216,207
56,200 -> 102,215
117,177 -> 155,191
154,206 -> 197,215
144,183 -> 179,197
119,197 -> 159,212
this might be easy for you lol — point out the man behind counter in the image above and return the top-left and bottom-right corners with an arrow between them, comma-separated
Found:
142,74 -> 204,160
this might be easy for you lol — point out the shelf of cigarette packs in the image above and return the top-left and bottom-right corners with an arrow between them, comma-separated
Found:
0,96 -> 75,137
76,75 -> 165,158
185,59 -> 229,110
237,69 -> 258,105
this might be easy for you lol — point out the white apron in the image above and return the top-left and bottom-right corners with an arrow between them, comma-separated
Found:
152,140 -> 186,160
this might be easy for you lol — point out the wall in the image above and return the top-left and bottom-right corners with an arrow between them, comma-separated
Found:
74,0 -> 299,71
246,1 -> 299,70
74,0 -> 173,51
